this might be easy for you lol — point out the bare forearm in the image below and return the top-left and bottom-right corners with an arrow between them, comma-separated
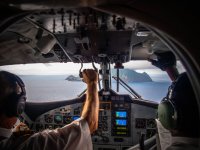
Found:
81,82 -> 99,133
166,66 -> 179,81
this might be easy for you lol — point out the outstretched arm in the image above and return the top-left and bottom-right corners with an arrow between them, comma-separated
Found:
81,69 -> 99,133
148,51 -> 179,81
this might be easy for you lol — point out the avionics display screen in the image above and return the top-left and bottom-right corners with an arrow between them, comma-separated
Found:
72,116 -> 79,120
54,115 -> 62,123
116,111 -> 127,118
116,119 -> 127,126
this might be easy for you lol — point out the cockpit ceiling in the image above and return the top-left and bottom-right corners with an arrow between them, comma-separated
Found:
0,7 -> 171,66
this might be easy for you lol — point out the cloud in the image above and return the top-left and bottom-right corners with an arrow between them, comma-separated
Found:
0,62 -> 100,75
123,61 -> 155,70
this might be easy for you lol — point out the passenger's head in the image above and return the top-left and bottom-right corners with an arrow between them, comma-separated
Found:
0,71 -> 26,119
158,72 -> 200,137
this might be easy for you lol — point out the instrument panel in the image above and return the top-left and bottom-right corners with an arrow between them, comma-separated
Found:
34,103 -> 82,131
27,91 -> 158,150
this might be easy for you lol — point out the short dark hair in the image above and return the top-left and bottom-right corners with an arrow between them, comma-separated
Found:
171,72 -> 200,137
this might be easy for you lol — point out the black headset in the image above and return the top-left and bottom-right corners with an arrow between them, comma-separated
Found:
157,80 -> 178,130
0,71 -> 26,117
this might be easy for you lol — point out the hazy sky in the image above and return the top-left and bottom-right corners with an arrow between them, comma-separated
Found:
0,61 -> 161,75
0,60 -> 184,82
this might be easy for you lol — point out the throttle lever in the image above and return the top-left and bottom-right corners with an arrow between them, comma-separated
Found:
80,61 -> 98,78
92,61 -> 98,72
92,61 -> 101,90
79,62 -> 83,78
79,60 -> 99,89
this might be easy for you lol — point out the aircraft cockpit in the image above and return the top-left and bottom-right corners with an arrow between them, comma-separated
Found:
21,87 -> 158,149
0,4 -> 197,150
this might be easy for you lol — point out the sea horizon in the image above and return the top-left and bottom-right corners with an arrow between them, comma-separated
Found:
20,75 -> 170,103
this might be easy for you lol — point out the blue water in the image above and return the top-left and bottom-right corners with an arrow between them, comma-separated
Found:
21,75 -> 171,103
112,82 -> 170,102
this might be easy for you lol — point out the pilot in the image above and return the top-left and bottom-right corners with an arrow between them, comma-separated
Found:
149,52 -> 200,149
158,72 -> 200,149
0,69 -> 99,150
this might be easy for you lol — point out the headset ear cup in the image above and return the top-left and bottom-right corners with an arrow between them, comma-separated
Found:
4,93 -> 26,117
158,101 -> 177,130
4,94 -> 19,117
17,96 -> 26,115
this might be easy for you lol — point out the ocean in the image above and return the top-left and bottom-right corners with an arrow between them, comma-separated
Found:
20,75 -> 171,103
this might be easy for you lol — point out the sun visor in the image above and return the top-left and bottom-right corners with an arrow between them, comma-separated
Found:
36,34 -> 56,54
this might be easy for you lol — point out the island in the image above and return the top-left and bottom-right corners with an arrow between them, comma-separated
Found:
111,69 -> 152,82
66,69 -> 152,82
65,75 -> 82,81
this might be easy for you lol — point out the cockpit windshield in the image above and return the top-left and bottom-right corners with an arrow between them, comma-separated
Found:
0,60 -> 185,102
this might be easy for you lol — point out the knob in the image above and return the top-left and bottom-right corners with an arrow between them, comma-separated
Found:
102,136 -> 109,143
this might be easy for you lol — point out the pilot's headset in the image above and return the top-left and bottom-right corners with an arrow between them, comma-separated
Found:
0,71 -> 26,117
158,73 -> 188,130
